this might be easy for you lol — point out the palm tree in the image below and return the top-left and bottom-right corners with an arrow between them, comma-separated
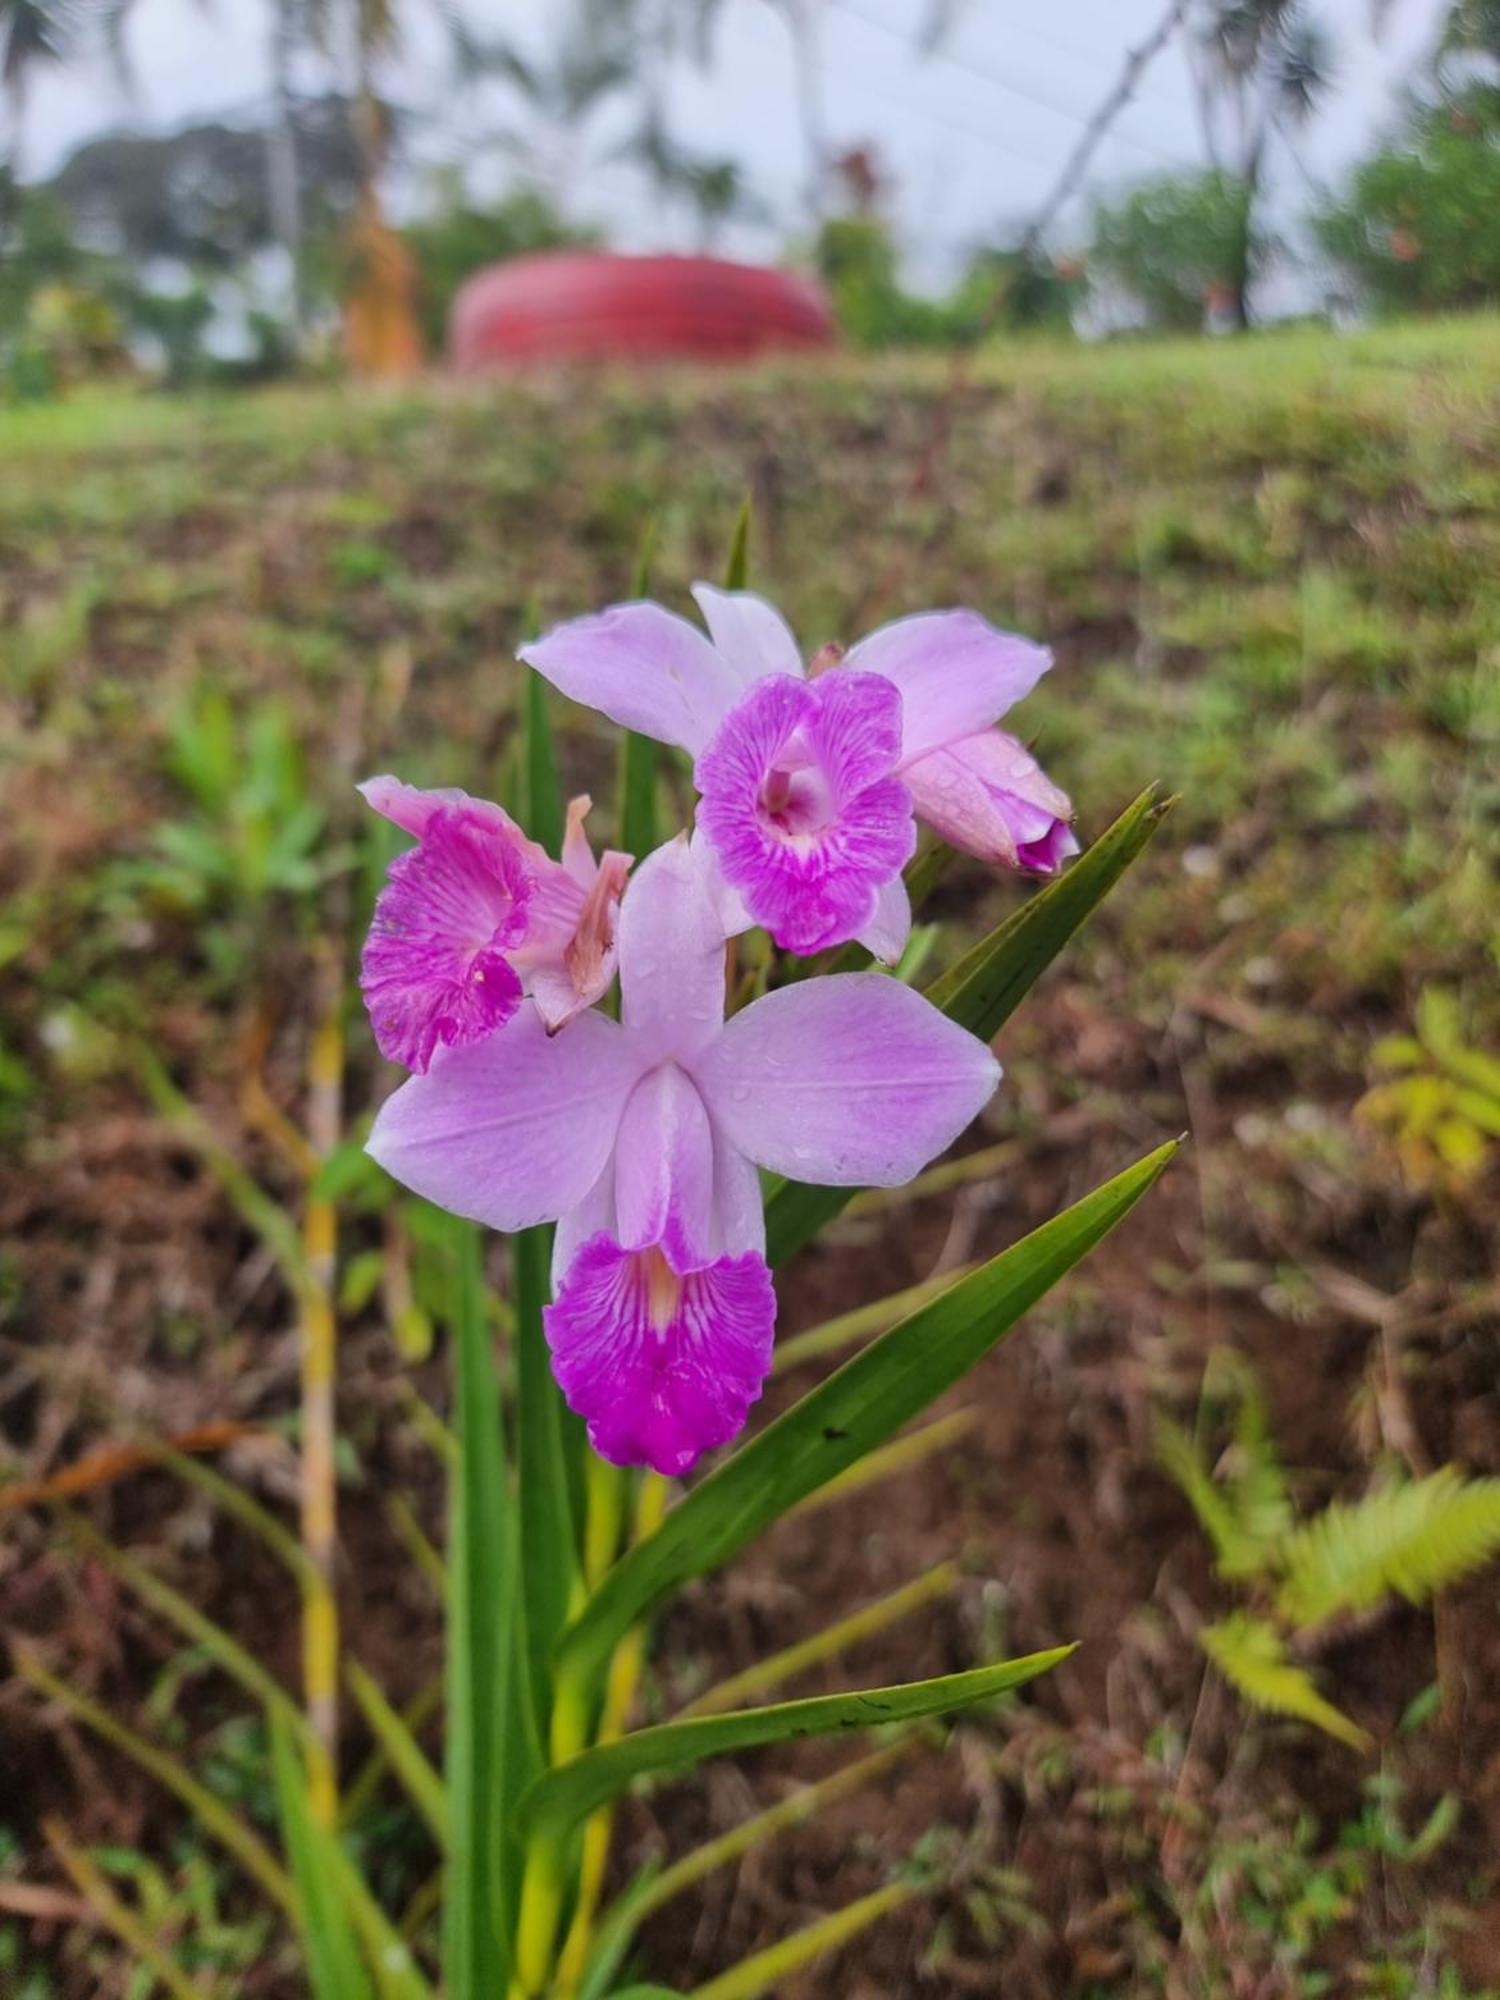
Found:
1192,0 -> 1334,325
2,0 -> 80,168
451,0 -> 643,213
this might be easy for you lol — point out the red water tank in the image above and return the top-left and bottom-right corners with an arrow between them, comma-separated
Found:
449,251 -> 836,369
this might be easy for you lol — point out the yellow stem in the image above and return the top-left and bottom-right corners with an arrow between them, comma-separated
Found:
678,1562 -> 961,1720
554,1472 -> 670,1995
301,944 -> 344,1826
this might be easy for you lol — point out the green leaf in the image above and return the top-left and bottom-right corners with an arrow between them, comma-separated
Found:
514,1222 -> 577,1740
618,519 -> 661,862
522,670 -> 563,859
345,1659 -> 447,1850
558,1141 -> 1177,1690
691,1879 -> 915,2000
270,1713 -> 377,2000
444,1219 -> 518,1996
618,733 -> 658,860
723,497 -> 752,590
1154,1414 -> 1274,1583
1275,1469 -> 1500,1627
765,783 -> 1174,1263
1201,1613 -> 1371,1752
923,781 -> 1173,1037
522,1650 -> 1070,1843
583,1744 -> 909,1999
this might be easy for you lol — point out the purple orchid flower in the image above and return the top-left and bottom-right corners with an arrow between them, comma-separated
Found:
519,587 -> 1076,964
359,777 -> 630,1073
366,836 -> 1000,1476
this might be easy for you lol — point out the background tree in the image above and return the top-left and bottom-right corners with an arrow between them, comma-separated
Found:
2,0 -> 80,167
1190,0 -> 1334,324
1314,95 -> 1500,312
401,173 -> 591,348
1087,165 -> 1272,329
46,104 -> 363,270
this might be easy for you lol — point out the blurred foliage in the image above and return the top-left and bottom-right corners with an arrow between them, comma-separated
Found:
1161,1356 -> 1500,1750
44,101 -> 363,272
1087,167 -> 1268,330
1358,983 -> 1500,1188
1316,87 -> 1500,314
814,215 -> 1076,349
402,174 -> 593,349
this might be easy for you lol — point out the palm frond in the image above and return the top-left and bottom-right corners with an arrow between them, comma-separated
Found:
1276,1468 -> 1500,1626
1271,18 -> 1334,122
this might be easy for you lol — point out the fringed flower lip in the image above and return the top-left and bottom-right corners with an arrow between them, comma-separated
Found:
366,836 -> 1001,1475
520,586 -> 1076,963
358,777 -> 630,1074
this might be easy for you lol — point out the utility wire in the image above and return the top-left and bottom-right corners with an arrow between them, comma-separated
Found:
828,0 -> 1187,165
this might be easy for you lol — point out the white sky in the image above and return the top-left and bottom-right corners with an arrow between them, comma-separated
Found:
20,0 -> 1450,285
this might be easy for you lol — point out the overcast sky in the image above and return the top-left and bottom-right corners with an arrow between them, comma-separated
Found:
22,0 -> 1450,283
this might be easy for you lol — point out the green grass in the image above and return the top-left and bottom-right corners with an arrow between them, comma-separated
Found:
3,315 -> 1497,1998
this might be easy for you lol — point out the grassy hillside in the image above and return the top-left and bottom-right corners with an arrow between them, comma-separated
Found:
2,318 -> 1497,1996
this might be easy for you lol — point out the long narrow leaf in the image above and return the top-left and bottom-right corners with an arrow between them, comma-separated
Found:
444,1219 -> 515,1996
772,1267 -> 976,1375
522,1649 -> 1070,1843
618,521 -> 661,859
723,497 -> 752,590
765,784 -> 1173,1263
581,1743 -> 913,2000
346,1659 -> 448,1849
692,1879 -> 915,2000
43,1817 -> 214,2000
60,1510 -> 307,1741
15,1647 -> 295,1917
514,1223 -> 577,1741
522,669 -> 564,859
558,1142 -> 1176,1688
679,1563 -> 960,1718
271,1712 -> 377,2000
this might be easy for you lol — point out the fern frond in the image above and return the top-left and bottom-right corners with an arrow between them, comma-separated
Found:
1276,1468 -> 1500,1627
1200,1614 -> 1371,1752
1156,1415 -> 1251,1571
1154,1410 -> 1278,1581
1226,1359 -> 1294,1555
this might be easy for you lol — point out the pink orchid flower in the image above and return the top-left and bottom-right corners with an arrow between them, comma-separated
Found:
367,836 -> 1000,1475
519,587 -> 1075,963
359,777 -> 630,1073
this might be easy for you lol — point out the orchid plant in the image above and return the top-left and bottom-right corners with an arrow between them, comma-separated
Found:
329,540 -> 1177,2000
16,531 -> 1177,2000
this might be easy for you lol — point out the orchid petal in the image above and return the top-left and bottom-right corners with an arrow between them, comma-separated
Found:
845,611 -> 1053,765
710,1124 -> 767,1257
358,774 -> 482,840
694,671 -> 914,956
694,972 -> 1000,1186
687,826 -> 753,938
520,602 -> 743,756
690,584 -> 805,686
545,1235 -> 775,1476
613,1065 -> 715,1263
561,794 -> 599,887
367,1006 -> 640,1231
902,729 -> 1076,872
552,1160 -> 618,1295
618,836 -> 727,1063
855,870 -> 912,966
359,799 -> 535,1073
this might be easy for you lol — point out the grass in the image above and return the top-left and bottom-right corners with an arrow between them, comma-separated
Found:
1,314 -> 1497,1997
